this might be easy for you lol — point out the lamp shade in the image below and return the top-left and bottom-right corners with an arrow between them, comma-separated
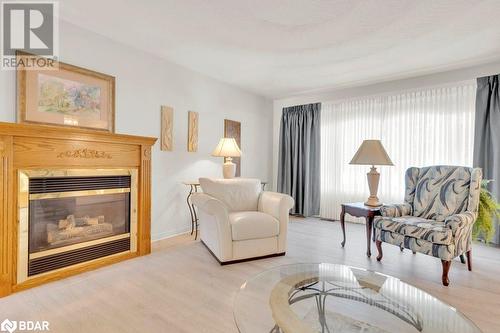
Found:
211,138 -> 241,157
349,140 -> 393,166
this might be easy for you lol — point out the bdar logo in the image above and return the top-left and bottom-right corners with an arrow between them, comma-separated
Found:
0,319 -> 17,333
0,319 -> 49,332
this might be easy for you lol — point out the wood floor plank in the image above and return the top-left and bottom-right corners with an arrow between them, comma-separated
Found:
0,218 -> 498,333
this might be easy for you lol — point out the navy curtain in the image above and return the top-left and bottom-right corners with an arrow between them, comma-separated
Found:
278,103 -> 321,216
473,74 -> 500,244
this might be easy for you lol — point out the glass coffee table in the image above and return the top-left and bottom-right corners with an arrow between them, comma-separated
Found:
234,263 -> 482,333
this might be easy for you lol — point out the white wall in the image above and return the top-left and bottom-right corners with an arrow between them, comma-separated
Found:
0,21 -> 273,241
272,61 -> 500,190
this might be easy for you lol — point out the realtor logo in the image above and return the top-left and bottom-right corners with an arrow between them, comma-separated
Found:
0,319 -> 17,333
1,1 -> 59,69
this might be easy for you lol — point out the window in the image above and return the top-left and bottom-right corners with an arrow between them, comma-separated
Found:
320,82 -> 476,220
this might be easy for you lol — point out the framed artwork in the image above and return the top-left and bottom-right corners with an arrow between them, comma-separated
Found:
224,119 -> 241,177
17,52 -> 115,132
161,106 -> 173,151
187,111 -> 198,152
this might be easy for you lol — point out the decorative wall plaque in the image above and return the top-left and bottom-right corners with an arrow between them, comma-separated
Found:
161,106 -> 173,151
187,111 -> 198,152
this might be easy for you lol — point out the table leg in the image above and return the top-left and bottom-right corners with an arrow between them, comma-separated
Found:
366,216 -> 373,257
340,206 -> 346,247
372,220 -> 376,242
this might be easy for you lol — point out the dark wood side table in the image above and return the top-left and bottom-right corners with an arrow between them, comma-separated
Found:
340,202 -> 381,257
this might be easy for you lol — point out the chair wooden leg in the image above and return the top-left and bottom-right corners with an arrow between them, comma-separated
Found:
376,240 -> 383,261
459,254 -> 466,264
441,260 -> 451,286
466,250 -> 472,271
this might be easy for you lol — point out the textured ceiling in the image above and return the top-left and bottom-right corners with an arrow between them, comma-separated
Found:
60,0 -> 500,98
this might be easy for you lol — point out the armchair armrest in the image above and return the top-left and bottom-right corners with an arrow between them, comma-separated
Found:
380,203 -> 412,217
445,211 -> 477,235
258,191 -> 294,252
258,191 -> 294,220
191,193 -> 232,260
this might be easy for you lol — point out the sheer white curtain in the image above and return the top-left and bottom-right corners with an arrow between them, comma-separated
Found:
320,82 -> 477,221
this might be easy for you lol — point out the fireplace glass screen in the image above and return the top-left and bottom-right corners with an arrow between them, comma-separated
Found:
29,190 -> 130,254
19,172 -> 135,280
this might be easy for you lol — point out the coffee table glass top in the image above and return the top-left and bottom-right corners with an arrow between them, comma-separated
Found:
234,263 -> 481,333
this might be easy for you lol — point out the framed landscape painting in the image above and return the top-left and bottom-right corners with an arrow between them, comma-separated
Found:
17,52 -> 115,132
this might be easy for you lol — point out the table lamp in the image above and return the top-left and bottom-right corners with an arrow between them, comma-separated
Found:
349,140 -> 393,207
212,138 -> 242,179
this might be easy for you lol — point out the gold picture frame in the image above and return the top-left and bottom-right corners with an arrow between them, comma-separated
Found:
17,52 -> 115,132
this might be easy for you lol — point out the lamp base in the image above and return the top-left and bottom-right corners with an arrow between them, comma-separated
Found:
223,158 -> 236,179
364,196 -> 382,207
365,166 -> 382,207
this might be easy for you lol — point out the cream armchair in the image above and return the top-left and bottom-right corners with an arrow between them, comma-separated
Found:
191,178 -> 294,264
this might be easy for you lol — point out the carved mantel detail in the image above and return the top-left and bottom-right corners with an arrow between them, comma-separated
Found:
143,147 -> 151,160
57,149 -> 112,159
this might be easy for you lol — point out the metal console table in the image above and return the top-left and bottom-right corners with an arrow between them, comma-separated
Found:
183,181 -> 201,240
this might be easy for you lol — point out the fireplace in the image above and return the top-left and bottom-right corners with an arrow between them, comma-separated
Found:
17,169 -> 138,282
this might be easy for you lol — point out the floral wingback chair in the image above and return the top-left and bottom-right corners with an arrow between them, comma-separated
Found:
374,165 -> 482,286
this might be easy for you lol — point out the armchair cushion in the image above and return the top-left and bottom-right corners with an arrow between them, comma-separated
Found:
199,178 -> 261,212
377,229 -> 456,261
375,216 -> 453,245
229,211 -> 279,241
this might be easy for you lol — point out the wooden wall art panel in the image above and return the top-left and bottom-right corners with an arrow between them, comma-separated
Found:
161,106 -> 173,151
187,111 -> 198,152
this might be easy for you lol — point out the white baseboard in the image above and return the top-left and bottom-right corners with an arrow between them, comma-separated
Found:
152,228 -> 191,243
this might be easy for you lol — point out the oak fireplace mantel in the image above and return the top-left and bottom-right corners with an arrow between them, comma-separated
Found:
0,122 -> 157,297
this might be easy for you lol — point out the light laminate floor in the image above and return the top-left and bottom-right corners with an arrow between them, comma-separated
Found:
1,218 -> 499,333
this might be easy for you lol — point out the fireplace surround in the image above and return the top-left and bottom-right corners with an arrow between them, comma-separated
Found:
17,169 -> 138,282
0,122 -> 156,297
